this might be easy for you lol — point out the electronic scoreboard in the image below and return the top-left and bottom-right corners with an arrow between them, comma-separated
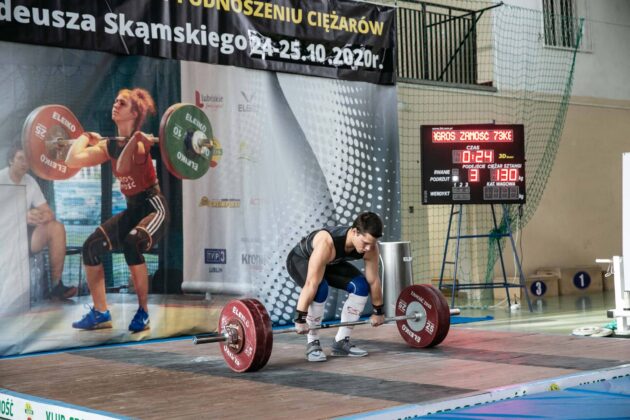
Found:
421,124 -> 526,205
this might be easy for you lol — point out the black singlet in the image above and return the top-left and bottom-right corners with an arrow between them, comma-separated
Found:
293,226 -> 362,264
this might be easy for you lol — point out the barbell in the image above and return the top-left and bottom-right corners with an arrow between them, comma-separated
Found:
192,284 -> 460,373
21,103 -> 222,181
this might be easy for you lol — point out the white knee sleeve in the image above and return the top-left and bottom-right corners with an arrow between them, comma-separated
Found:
307,301 -> 325,343
336,293 -> 368,342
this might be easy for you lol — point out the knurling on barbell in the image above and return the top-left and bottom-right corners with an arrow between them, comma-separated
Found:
21,103 -> 216,180
193,284 -> 460,373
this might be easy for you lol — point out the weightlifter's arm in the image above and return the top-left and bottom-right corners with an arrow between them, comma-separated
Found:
296,232 -> 334,313
116,132 -> 152,175
65,133 -> 108,168
364,246 -> 385,326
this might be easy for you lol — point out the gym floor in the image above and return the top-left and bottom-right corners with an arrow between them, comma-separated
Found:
1,289 -> 628,419
452,288 -> 618,335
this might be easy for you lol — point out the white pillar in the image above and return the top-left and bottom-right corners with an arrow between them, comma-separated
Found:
623,153 -> 630,293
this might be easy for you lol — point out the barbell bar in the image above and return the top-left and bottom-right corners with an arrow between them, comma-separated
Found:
46,136 -> 157,146
47,131 -> 212,149
192,284 -> 460,373
46,132 -> 214,161
193,308 -> 461,345
22,103 -> 220,180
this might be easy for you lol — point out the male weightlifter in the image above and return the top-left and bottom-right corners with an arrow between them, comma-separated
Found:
0,144 -> 76,300
66,88 -> 169,332
286,212 -> 385,362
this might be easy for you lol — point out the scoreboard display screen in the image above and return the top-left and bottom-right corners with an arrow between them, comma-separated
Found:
421,124 -> 526,205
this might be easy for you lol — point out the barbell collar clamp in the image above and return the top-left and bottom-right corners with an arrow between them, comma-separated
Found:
192,332 -> 230,345
190,131 -> 214,155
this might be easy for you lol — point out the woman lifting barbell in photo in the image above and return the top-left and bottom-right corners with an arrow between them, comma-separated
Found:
66,88 -> 169,333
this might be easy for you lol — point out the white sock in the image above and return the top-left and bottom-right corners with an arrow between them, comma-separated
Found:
335,294 -> 368,342
307,301 -> 325,343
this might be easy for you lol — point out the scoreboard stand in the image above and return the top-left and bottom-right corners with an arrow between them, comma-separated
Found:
437,203 -> 533,311
421,123 -> 532,311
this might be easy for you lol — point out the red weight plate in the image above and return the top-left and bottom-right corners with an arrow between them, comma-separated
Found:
249,299 -> 274,370
21,105 -> 83,180
420,284 -> 451,347
219,299 -> 268,373
395,284 -> 445,348
236,299 -> 267,372
241,299 -> 273,372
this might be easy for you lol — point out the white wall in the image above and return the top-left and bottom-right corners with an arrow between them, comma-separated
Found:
496,0 -> 630,275
500,0 -> 630,101
571,1 -> 630,100
522,101 -> 630,272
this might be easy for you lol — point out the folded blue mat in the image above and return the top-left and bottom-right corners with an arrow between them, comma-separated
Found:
450,315 -> 494,324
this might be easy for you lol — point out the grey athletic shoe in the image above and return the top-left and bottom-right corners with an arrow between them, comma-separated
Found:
330,337 -> 368,357
306,340 -> 327,362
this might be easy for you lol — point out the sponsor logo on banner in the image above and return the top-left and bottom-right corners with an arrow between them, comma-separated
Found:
195,90 -> 224,110
199,197 -> 241,208
209,137 -> 224,168
238,91 -> 259,113
205,248 -> 227,264
24,402 -> 34,416
241,253 -> 270,270
206,248 -> 226,274
0,397 -> 14,417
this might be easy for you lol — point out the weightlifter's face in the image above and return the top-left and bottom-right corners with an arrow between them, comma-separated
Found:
112,94 -> 137,125
352,229 -> 378,254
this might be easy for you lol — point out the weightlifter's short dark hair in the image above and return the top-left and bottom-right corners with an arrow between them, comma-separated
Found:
351,212 -> 383,238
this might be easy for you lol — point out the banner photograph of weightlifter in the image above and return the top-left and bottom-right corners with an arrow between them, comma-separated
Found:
0,0 -> 399,356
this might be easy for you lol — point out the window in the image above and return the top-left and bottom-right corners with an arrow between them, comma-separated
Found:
543,0 -> 581,48
398,2 -> 480,85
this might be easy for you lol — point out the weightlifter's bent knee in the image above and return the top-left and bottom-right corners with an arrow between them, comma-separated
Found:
122,228 -> 151,266
346,275 -> 370,297
82,229 -> 110,266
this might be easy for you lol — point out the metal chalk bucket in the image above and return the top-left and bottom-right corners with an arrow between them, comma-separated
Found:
378,241 -> 414,317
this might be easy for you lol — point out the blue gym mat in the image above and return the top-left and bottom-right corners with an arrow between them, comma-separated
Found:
450,315 -> 494,324
417,375 -> 630,419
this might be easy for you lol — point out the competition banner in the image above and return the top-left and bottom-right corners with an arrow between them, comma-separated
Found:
181,63 -> 400,325
0,1 -> 399,357
0,0 -> 396,84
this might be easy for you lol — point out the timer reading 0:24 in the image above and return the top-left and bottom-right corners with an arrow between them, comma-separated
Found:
452,149 -> 494,164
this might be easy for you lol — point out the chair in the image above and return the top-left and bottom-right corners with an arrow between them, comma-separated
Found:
29,246 -> 84,304
29,250 -> 48,304
65,246 -> 83,295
